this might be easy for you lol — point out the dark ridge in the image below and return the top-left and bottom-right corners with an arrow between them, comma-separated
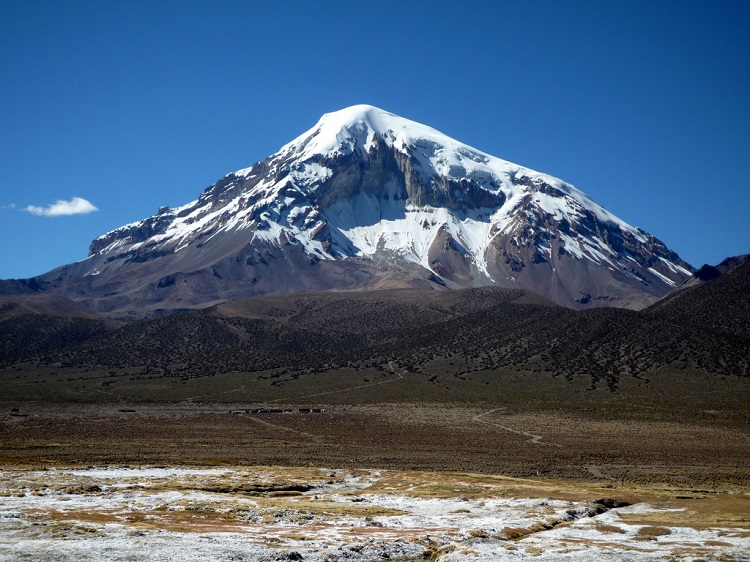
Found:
1,281 -> 747,393
694,264 -> 721,282
648,255 -> 750,341
0,278 -> 45,295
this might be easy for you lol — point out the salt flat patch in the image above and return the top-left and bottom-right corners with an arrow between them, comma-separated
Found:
1,466 -> 748,561
65,467 -> 230,479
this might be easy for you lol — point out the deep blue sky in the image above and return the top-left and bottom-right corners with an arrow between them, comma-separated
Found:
1,0 -> 748,278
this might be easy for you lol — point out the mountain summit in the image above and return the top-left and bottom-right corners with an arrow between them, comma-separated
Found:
21,105 -> 692,314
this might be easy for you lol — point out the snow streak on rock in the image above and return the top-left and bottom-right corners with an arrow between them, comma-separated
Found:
56,105 -> 692,312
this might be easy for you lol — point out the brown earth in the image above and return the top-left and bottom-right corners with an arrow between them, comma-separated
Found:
2,396 -> 748,492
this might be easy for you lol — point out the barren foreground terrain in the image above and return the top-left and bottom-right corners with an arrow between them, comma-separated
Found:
1,394 -> 749,560
1,465 -> 748,561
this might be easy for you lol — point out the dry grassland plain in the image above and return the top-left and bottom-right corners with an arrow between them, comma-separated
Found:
1,361 -> 749,560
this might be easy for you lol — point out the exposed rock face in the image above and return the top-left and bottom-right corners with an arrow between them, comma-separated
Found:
13,105 -> 692,316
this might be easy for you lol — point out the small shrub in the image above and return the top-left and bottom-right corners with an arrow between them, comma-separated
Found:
498,527 -> 534,540
635,526 -> 671,540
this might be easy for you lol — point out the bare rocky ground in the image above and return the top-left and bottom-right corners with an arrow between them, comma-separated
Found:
1,465 -> 748,561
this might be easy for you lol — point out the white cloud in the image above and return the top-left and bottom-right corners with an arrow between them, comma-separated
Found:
24,197 -> 98,217
0,204 -> 16,210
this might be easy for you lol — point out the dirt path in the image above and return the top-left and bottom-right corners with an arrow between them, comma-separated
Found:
243,415 -> 323,442
472,408 -> 558,446
268,362 -> 405,404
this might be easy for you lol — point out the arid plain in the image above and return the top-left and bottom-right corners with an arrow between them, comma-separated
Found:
2,271 -> 749,560
2,359 -> 749,560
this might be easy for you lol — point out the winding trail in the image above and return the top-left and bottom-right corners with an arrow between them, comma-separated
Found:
268,362 -> 404,404
243,415 -> 323,442
472,408 -> 559,446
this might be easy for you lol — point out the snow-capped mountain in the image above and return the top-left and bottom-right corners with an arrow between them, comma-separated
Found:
32,105 -> 692,314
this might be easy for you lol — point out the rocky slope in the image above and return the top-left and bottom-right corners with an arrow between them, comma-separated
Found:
2,278 -> 748,393
647,254 -> 750,340
13,105 -> 693,315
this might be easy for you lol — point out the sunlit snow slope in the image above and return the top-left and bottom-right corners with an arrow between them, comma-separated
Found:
32,105 -> 692,314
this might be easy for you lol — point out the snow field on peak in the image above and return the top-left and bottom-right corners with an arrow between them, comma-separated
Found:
274,105 -> 646,240
82,104 -> 686,292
